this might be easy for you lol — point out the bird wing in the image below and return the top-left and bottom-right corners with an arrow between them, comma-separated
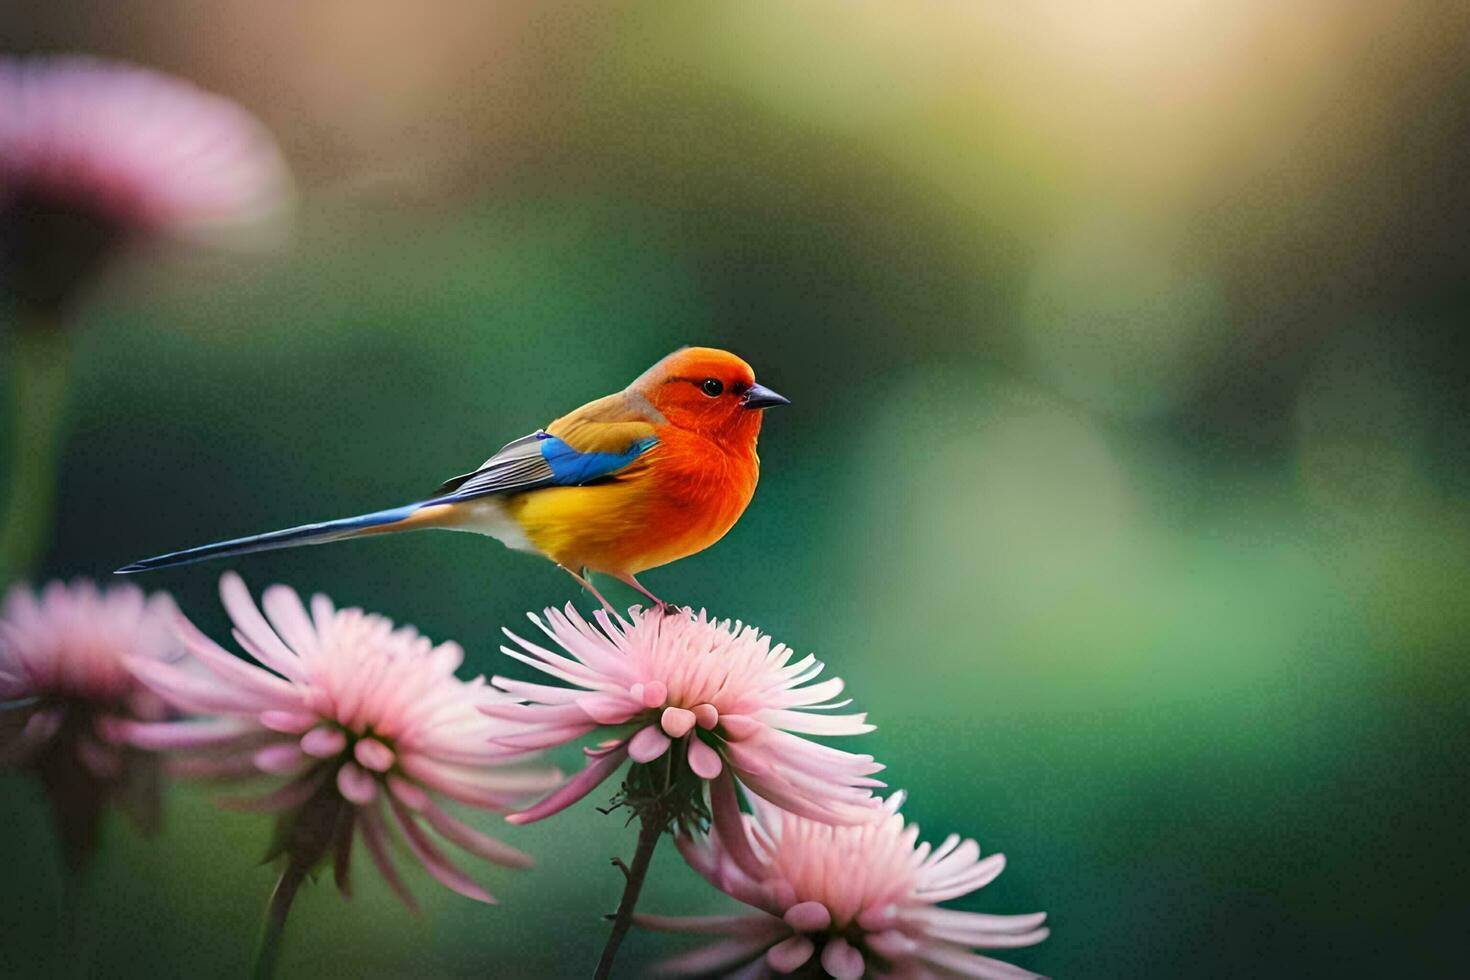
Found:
429,393 -> 660,501
430,432 -> 553,498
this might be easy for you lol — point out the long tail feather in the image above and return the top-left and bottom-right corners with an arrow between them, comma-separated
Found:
115,503 -> 432,574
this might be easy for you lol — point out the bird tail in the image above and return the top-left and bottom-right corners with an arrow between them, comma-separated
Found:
115,501 -> 460,574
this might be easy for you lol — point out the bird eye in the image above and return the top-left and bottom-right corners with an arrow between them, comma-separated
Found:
701,378 -> 724,397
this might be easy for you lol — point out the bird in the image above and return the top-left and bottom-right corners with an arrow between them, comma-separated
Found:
116,347 -> 788,611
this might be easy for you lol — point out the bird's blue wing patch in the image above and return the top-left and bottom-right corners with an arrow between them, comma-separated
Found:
538,434 -> 657,485
433,431 -> 656,501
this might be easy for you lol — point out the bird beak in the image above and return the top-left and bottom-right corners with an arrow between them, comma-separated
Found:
741,383 -> 790,409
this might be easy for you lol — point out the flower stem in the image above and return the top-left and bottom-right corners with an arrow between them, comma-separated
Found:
60,861 -> 93,980
594,809 -> 663,980
254,862 -> 307,980
0,317 -> 72,585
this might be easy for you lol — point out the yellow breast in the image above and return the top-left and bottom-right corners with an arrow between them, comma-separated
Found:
503,439 -> 757,575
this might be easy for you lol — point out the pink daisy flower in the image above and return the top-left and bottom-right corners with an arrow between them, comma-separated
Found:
0,54 -> 291,313
485,605 -> 883,833
639,793 -> 1050,979
117,573 -> 559,910
0,580 -> 180,868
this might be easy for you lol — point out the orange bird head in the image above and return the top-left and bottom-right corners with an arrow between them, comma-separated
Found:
632,347 -> 789,448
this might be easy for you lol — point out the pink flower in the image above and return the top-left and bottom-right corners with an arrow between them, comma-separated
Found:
485,605 -> 883,830
0,55 -> 291,238
639,794 -> 1049,979
0,55 -> 291,313
118,573 -> 559,909
0,580 -> 180,867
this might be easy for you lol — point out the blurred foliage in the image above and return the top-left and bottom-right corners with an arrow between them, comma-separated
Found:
4,1 -> 1470,977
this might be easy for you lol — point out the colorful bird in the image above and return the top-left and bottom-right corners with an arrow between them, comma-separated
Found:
117,348 -> 788,609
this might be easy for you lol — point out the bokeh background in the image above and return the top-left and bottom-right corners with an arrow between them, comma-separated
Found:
4,1 -> 1470,977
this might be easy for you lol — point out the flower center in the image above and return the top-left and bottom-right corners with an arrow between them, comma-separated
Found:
300,724 -> 396,772
766,904 -> 884,979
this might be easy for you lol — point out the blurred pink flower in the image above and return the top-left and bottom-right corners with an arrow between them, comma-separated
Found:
0,54 -> 291,238
118,572 -> 559,909
485,605 -> 883,829
0,580 -> 180,868
638,793 -> 1049,979
0,55 -> 291,313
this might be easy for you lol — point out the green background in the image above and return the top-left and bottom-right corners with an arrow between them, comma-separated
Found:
4,3 -> 1469,977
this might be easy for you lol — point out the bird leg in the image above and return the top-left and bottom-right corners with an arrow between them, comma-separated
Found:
559,565 -> 618,615
611,572 -> 680,616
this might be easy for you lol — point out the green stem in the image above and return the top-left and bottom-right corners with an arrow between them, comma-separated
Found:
1,317 -> 72,585
594,810 -> 663,980
254,862 -> 307,980
60,861 -> 93,980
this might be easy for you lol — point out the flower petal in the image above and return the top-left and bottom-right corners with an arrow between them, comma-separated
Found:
708,769 -> 765,883
820,937 -> 865,979
632,913 -> 783,938
116,717 -> 256,750
687,737 -> 723,780
219,572 -> 305,680
505,742 -> 628,825
301,726 -> 346,758
766,935 -> 814,973
654,937 -> 774,977
660,706 -> 697,738
354,737 -> 395,772
386,797 -> 494,903
418,796 -> 533,869
629,724 -> 671,763
337,762 -> 378,805
910,942 -> 1047,980
359,798 -> 419,912
254,742 -> 306,774
783,901 -> 831,933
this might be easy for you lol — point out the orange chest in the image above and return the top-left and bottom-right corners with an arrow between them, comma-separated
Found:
634,436 -> 759,564
503,432 -> 761,575
649,436 -> 757,521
